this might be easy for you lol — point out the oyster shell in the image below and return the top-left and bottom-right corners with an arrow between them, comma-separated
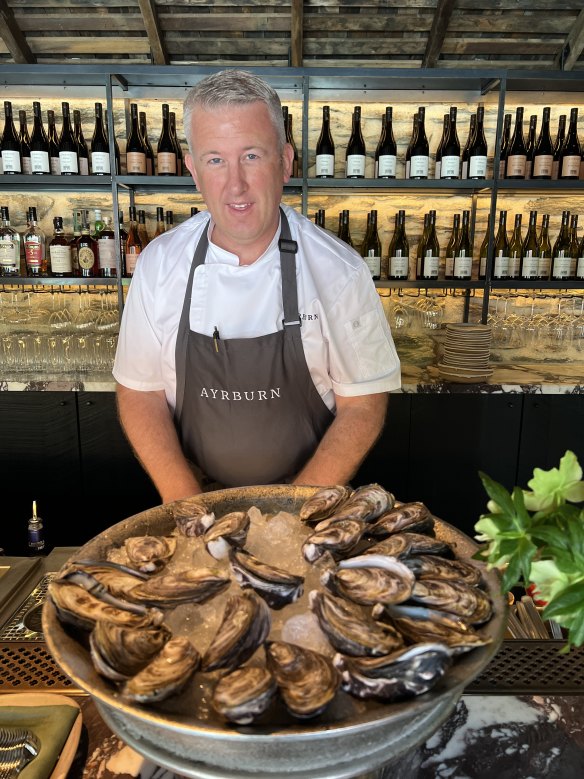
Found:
89,620 -> 171,682
409,578 -> 493,624
58,569 -> 150,613
266,641 -> 340,719
302,518 -> 365,563
64,562 -> 148,600
204,511 -> 250,560
202,592 -> 272,672
402,554 -> 482,586
172,499 -> 215,537
324,484 -> 394,524
107,535 -> 177,574
229,549 -> 304,610
362,532 -> 452,560
299,486 -> 352,523
122,637 -> 200,703
369,503 -> 434,538
322,554 -> 415,606
212,666 -> 277,725
127,568 -> 231,608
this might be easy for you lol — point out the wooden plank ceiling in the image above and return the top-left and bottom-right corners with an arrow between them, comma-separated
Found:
0,0 -> 583,71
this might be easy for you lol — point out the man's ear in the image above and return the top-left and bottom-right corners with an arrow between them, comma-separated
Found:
184,153 -> 198,188
282,143 -> 294,183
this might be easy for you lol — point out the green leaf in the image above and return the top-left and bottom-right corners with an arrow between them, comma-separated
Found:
525,450 -> 584,511
541,580 -> 584,620
479,472 -> 516,516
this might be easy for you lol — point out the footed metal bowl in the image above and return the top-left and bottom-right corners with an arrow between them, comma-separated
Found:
43,485 -> 506,779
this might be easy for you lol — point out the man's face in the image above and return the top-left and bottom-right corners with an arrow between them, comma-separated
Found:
184,102 -> 294,265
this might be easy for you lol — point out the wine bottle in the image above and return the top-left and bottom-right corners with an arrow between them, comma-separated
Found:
165,210 -> 174,230
468,106 -> 488,180
18,110 -> 32,174
537,214 -> 552,281
107,110 -> 121,175
126,103 -> 146,175
405,113 -> 418,180
361,209 -> 381,280
170,111 -> 184,176
376,107 -> 397,179
157,103 -> 177,176
47,110 -> 61,175
410,106 -> 429,180
70,208 -> 84,275
191,207 -> 199,217
454,210 -> 473,280
1,101 -> 22,174
492,210 -> 509,280
125,205 -> 142,276
507,213 -> 523,279
77,213 -> 98,277
532,107 -> 553,179
576,229 -> 584,281
140,111 -> 155,176
505,107 -> 526,179
440,106 -> 460,180
29,101 -> 50,175
314,209 -> 326,228
49,216 -> 73,277
552,115 -> 566,180
559,107 -> 581,180
520,210 -> 540,280
569,214 -> 579,279
338,210 -> 353,247
73,109 -> 89,175
97,216 -> 117,278
498,113 -> 512,179
24,207 -> 48,277
524,115 -> 537,180
138,209 -> 150,247
118,210 -> 128,276
461,113 -> 476,180
59,102 -> 79,175
444,213 -> 459,279
417,210 -> 439,279
315,105 -> 335,178
551,210 -> 571,280
434,114 -> 448,180
0,205 -> 21,276
345,106 -> 366,178
478,215 -> 491,280
286,111 -> 299,179
388,210 -> 409,280
153,206 -> 165,237
91,102 -> 111,175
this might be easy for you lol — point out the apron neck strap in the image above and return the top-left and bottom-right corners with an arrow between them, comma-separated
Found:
278,208 -> 301,329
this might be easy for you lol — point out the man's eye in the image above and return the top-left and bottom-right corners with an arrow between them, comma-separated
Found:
208,157 -> 222,165
245,153 -> 259,160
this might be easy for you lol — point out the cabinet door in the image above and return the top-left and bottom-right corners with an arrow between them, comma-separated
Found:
407,394 -> 522,538
0,393 -> 81,555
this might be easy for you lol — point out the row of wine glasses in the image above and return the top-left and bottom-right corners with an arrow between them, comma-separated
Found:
386,292 -> 446,333
0,289 -> 119,334
1,332 -> 118,373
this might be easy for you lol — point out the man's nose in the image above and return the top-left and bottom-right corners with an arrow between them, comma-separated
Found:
226,162 -> 247,193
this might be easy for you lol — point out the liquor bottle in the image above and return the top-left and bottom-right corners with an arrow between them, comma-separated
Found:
559,107 -> 581,180
410,106 -> 429,180
345,106 -> 366,178
338,209 -> 353,247
520,210 -> 540,280
537,214 -> 552,281
73,109 -> 89,175
434,114 -> 448,180
0,205 -> 21,276
1,101 -> 22,174
153,206 -> 165,237
569,214 -> 579,279
551,210 -> 571,281
478,215 -> 491,280
453,209 -> 473,280
107,110 -> 121,174
97,216 -> 117,278
126,103 -> 146,175
376,106 -> 397,179
417,210 -> 439,279
286,111 -> 299,179
532,107 -> 553,179
361,209 -> 382,280
444,213 -> 460,280
524,115 -> 537,179
505,106 -> 527,179
316,105 -> 335,178
58,102 -> 79,175
27,501 -> 45,554
118,210 -> 128,276
70,208 -> 86,275
388,209 -> 409,280
468,106 -> 488,180
460,113 -> 476,180
125,205 -> 142,276
165,210 -> 174,230
138,209 -> 150,247
24,207 -> 48,277
498,113 -> 512,179
29,101 -> 50,175
507,213 -> 523,279
90,102 -> 110,175
157,103 -> 177,176
492,210 -> 509,280
18,110 -> 32,174
405,113 -> 418,180
440,106 -> 461,180
552,115 -> 566,180
49,216 -> 73,277
47,110 -> 61,175
140,111 -> 155,176
77,214 -> 98,277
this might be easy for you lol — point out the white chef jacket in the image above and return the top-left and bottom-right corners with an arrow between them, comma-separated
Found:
113,204 -> 401,412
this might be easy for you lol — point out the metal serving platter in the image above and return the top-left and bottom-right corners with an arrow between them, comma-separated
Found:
42,485 -> 506,779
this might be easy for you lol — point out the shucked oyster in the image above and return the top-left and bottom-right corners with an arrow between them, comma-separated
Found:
204,511 -> 250,560
322,554 -> 415,606
89,620 -> 171,682
122,637 -> 200,703
107,536 -> 177,574
369,503 -> 434,538
230,549 -> 304,610
127,568 -> 231,608
299,486 -> 352,523
202,592 -> 271,673
212,666 -> 277,725
172,499 -> 215,537
402,554 -> 482,586
409,578 -> 493,624
303,519 -> 365,563
266,641 -> 340,719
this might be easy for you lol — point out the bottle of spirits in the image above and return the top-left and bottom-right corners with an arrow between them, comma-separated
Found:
91,102 -> 111,175
92,208 -> 105,239
125,205 -> 142,276
361,209 -> 382,280
18,110 -> 32,174
492,210 -> 510,279
59,102 -> 79,175
118,210 -> 128,277
24,207 -> 48,276
388,210 -> 409,281
157,103 -> 177,176
49,216 -> 73,277
29,101 -> 50,175
1,101 -> 22,174
345,106 -> 366,178
315,105 -> 335,178
0,205 -> 21,276
97,216 -> 117,278
440,106 -> 461,180
77,214 -> 98,277
375,106 -> 397,179
139,111 -> 155,176
532,107 -> 553,179
520,210 -> 540,280
454,210 -> 473,280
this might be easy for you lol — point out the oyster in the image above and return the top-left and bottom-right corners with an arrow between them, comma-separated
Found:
266,641 -> 340,718
333,642 -> 452,701
127,568 -> 231,608
369,503 -> 434,538
122,637 -> 200,703
402,554 -> 482,586
202,592 -> 271,673
322,554 -> 415,606
303,518 -> 365,563
172,499 -> 215,537
230,549 -> 304,610
89,620 -> 171,682
65,562 -> 149,600
325,484 -> 394,524
107,535 -> 177,574
58,569 -> 150,613
212,666 -> 277,725
362,532 -> 452,560
204,511 -> 250,560
309,589 -> 403,657
299,486 -> 352,523
409,578 -> 493,624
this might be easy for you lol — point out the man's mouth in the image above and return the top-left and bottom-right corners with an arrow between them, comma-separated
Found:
229,203 -> 252,210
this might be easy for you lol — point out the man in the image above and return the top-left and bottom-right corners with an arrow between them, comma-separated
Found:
113,70 -> 400,504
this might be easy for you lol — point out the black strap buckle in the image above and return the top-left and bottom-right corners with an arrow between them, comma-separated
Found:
278,237 -> 298,254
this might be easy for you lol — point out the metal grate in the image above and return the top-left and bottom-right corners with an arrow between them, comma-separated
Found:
466,640 -> 584,695
0,573 -> 56,642
0,643 -> 81,692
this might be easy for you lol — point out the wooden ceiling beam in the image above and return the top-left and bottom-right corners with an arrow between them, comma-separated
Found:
422,0 -> 457,68
0,0 -> 35,63
138,0 -> 168,65
290,0 -> 303,67
554,8 -> 584,70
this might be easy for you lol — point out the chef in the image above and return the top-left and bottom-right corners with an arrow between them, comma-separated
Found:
113,70 -> 401,503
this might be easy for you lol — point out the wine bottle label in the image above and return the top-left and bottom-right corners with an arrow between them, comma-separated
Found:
421,253 -> 439,278
506,154 -> 526,177
98,237 -> 117,270
158,151 -> 177,175
538,256 -> 551,278
364,253 -> 381,278
576,256 -> 584,280
453,254 -> 472,278
316,154 -> 334,177
560,155 -> 580,178
25,240 -> 43,267
521,252 -> 539,279
127,151 -> 146,174
570,256 -> 577,277
346,154 -> 365,177
377,154 -> 396,178
22,156 -> 32,175
410,155 -> 429,178
49,244 -> 72,273
468,155 -> 487,178
390,253 -> 409,278
461,160 -> 467,180
493,254 -> 509,278
59,150 -> 79,174
508,255 -> 521,278
445,255 -> 454,277
126,247 -> 141,275
552,253 -> 570,279
30,150 -> 50,174
1,149 -> 21,173
50,155 -> 61,175
79,157 -> 89,176
532,155 -> 553,177
435,160 -> 441,179
78,246 -> 96,270
0,240 -> 18,269
440,155 -> 460,179
91,151 -> 111,174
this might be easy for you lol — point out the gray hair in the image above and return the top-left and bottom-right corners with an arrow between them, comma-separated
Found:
183,70 -> 286,156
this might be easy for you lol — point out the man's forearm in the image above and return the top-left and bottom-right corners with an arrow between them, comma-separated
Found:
292,392 -> 388,487
116,383 -> 202,503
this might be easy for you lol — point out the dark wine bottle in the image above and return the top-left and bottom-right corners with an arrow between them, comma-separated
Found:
108,110 -> 121,175
505,107 -> 527,179
314,209 -> 326,228
165,210 -> 174,230
461,113 -> 476,180
361,209 -> 382,280
440,106 -> 461,180
157,103 -> 177,176
520,210 -> 540,280
478,215 -> 491,281
1,101 -> 22,174
532,107 -> 553,179
434,114 -> 448,180
416,213 -> 430,278
315,105 -> 335,178
576,227 -> 584,281
58,102 -> 79,175
338,209 -> 354,247
170,112 -> 183,176
524,115 -> 537,180
73,109 -> 89,175
29,101 -> 50,175
551,210 -> 572,280
410,106 -> 429,180
417,210 -> 439,279
454,210 -> 473,280
282,107 -> 299,178
345,106 -> 366,178
376,106 -> 396,179
559,107 -> 581,180
126,103 -> 146,175
444,213 -> 460,280
388,210 -> 409,280
468,106 -> 488,180
537,214 -> 552,281
569,214 -> 579,279
552,115 -> 566,180
492,210 -> 509,280
405,113 -> 418,180
140,111 -> 155,176
90,102 -> 111,175
507,213 -> 523,279
18,110 -> 31,174
498,113 -> 512,179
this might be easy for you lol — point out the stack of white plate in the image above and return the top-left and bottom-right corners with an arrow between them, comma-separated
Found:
437,323 -> 493,383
